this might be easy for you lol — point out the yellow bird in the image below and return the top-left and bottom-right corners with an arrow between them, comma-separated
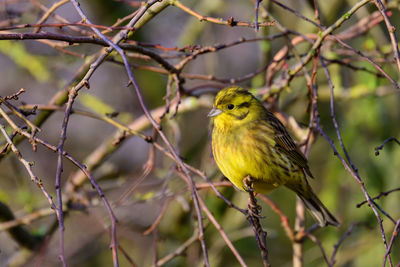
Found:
208,86 -> 339,227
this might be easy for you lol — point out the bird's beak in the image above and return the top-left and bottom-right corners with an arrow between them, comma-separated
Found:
208,107 -> 222,117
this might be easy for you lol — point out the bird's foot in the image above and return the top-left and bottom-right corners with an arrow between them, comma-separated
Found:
243,176 -> 265,219
243,175 -> 255,193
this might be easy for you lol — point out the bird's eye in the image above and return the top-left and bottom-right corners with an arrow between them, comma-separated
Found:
227,104 -> 234,110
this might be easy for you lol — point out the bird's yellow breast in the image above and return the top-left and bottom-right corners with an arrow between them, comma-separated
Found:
212,120 -> 294,193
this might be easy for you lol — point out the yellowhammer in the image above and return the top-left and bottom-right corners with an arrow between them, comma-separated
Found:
208,86 -> 339,227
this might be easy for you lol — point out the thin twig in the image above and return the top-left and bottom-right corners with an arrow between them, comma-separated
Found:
172,0 -> 274,29
357,187 -> 400,208
383,219 -> 400,267
0,202 -> 43,250
0,207 -> 54,231
0,121 -> 57,213
375,137 -> 400,156
330,223 -> 357,266
333,36 -> 399,89
270,0 -> 323,29
155,229 -> 199,266
197,189 -> 247,267
254,0 -> 262,32
33,0 -> 69,33
307,233 -> 330,266
372,0 -> 400,73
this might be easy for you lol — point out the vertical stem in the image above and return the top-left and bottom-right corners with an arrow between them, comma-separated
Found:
293,197 -> 305,267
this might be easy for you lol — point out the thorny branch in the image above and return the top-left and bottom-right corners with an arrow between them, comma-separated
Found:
243,176 -> 270,267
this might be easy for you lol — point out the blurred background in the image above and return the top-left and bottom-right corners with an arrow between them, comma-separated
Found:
0,0 -> 399,266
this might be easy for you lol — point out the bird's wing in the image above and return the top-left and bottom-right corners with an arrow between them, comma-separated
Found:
265,111 -> 314,178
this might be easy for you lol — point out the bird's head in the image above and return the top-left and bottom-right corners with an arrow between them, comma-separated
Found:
208,86 -> 264,127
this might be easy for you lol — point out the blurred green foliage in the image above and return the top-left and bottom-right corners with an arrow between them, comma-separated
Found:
0,41 -> 50,82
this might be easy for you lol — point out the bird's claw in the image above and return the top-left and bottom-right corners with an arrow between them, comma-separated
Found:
243,175 -> 254,193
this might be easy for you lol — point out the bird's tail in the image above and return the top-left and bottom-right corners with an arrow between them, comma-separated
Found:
287,183 -> 340,227
297,192 -> 340,227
